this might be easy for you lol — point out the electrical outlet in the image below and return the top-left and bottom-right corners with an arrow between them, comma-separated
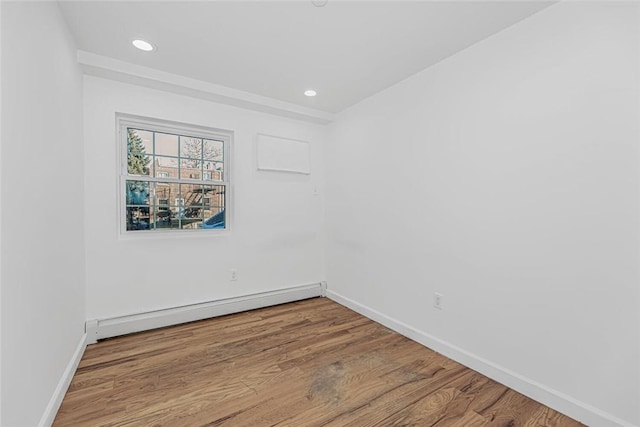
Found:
230,269 -> 238,281
433,292 -> 443,310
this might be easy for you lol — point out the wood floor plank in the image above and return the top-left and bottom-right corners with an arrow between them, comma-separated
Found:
446,410 -> 489,427
53,298 -> 584,427
366,372 -> 487,427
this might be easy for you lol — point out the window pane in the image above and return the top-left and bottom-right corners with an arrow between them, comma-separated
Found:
155,133 -> 178,157
203,161 -> 223,181
180,136 -> 203,160
203,185 -> 225,207
156,156 -> 178,168
155,157 -> 179,178
152,205 -> 179,230
181,183 -> 204,221
181,217 -> 203,229
126,206 -> 150,231
203,139 -> 223,161
125,180 -> 151,206
153,158 -> 172,178
201,185 -> 226,229
135,130 -> 153,153
127,129 -> 151,176
180,159 -> 201,179
181,183 -> 203,230
155,205 -> 171,219
155,181 -> 185,229
155,181 -> 176,204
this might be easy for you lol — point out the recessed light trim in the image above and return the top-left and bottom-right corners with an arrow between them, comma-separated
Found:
304,89 -> 317,97
132,39 -> 155,52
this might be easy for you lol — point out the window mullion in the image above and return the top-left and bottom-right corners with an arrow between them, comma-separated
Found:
152,131 -> 156,177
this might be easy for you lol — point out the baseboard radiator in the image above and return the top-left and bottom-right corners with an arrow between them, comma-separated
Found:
85,282 -> 326,344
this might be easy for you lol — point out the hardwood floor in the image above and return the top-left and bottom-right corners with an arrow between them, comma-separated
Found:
54,298 -> 583,427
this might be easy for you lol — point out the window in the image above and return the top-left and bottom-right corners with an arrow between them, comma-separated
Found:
118,115 -> 230,233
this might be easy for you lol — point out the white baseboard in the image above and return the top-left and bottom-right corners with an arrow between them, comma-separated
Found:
86,283 -> 323,343
38,333 -> 87,427
326,290 -> 636,427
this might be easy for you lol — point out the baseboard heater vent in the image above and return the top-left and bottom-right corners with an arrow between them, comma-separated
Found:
85,282 -> 324,344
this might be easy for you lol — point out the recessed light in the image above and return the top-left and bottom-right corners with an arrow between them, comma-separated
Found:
304,89 -> 317,97
132,39 -> 155,52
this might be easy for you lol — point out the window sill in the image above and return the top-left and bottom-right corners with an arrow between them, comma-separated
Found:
118,227 -> 231,240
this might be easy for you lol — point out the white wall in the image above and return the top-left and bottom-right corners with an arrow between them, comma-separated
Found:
0,2 -> 86,426
83,76 -> 325,320
326,2 -> 639,426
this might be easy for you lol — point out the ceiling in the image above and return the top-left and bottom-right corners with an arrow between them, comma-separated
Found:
59,1 -> 552,114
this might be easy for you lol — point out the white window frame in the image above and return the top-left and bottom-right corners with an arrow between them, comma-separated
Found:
116,113 -> 232,237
